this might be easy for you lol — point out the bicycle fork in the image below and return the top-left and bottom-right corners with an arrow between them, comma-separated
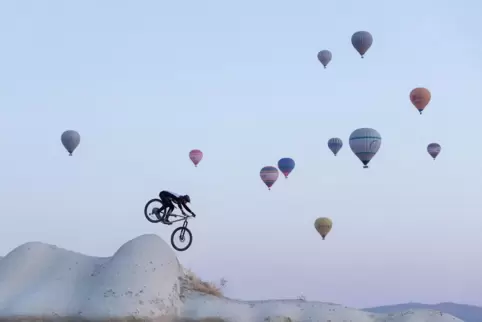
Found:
180,220 -> 188,241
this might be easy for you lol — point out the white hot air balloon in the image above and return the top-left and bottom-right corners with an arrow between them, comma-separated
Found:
349,128 -> 381,168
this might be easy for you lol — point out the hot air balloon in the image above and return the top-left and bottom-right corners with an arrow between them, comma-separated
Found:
351,31 -> 373,58
349,128 -> 382,168
410,87 -> 431,114
314,217 -> 332,240
260,166 -> 279,190
427,143 -> 441,160
189,149 -> 203,167
317,50 -> 332,69
327,138 -> 343,156
61,130 -> 80,156
278,158 -> 295,178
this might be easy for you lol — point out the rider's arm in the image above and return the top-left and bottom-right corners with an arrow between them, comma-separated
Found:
177,202 -> 187,215
180,202 -> 195,215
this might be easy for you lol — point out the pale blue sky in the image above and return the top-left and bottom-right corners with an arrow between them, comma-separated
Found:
0,0 -> 481,309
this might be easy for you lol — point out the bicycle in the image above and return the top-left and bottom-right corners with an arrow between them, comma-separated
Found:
144,198 -> 194,252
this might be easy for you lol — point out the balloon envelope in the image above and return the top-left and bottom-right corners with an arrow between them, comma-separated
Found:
189,149 -> 203,167
327,138 -> 343,156
278,158 -> 295,178
427,143 -> 441,160
351,31 -> 373,58
317,50 -> 332,68
314,217 -> 332,240
349,128 -> 382,168
61,130 -> 80,156
260,166 -> 279,190
410,87 -> 431,114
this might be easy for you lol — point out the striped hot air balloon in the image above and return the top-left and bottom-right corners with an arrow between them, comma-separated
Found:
327,138 -> 343,156
427,143 -> 441,160
260,166 -> 279,190
349,128 -> 382,168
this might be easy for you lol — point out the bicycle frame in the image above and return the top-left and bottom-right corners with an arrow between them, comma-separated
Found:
167,213 -> 191,227
168,213 -> 192,241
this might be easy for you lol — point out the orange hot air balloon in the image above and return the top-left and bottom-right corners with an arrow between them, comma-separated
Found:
410,87 -> 431,114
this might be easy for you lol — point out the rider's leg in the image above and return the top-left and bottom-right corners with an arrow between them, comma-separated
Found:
155,205 -> 166,220
159,191 -> 175,224
159,192 -> 174,217
165,203 -> 174,222
158,192 -> 170,221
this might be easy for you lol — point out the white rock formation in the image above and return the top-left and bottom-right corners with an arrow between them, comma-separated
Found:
0,234 -> 181,319
0,234 -> 465,321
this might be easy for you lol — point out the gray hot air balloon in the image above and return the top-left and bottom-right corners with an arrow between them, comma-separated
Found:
427,143 -> 441,160
317,50 -> 332,69
351,31 -> 373,58
327,138 -> 343,156
61,130 -> 81,156
349,128 -> 381,168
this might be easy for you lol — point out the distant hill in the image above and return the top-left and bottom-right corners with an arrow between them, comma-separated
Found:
364,302 -> 482,322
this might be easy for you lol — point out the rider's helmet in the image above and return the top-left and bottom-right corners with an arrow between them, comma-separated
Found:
183,195 -> 191,203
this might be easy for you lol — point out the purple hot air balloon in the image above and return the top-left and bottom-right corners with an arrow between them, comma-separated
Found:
189,149 -> 203,167
260,166 -> 279,190
427,143 -> 441,160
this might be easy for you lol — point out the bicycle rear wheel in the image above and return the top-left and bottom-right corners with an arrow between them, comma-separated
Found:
144,199 -> 164,223
170,227 -> 193,252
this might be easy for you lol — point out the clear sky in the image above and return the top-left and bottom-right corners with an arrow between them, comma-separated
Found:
0,0 -> 481,309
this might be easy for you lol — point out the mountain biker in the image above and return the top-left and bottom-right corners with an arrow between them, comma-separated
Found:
157,190 -> 196,225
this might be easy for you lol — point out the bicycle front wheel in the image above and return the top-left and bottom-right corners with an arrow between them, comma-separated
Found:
170,227 -> 193,252
144,199 -> 163,223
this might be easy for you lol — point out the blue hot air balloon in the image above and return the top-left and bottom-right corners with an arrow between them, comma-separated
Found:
278,158 -> 295,178
351,31 -> 373,58
327,138 -> 343,156
317,50 -> 332,69
61,130 -> 81,156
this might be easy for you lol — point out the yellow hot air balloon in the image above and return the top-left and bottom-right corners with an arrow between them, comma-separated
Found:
314,217 -> 332,240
